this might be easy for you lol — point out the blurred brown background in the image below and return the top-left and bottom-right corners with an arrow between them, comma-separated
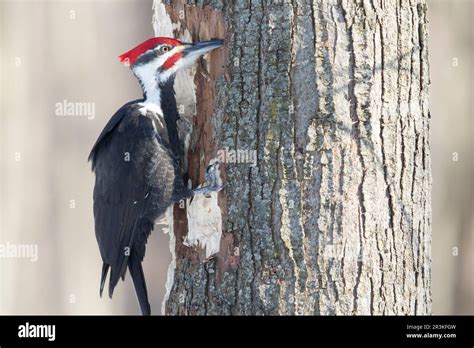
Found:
0,0 -> 472,314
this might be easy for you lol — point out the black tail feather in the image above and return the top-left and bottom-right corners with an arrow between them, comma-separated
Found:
100,263 -> 109,298
108,258 -> 129,299
129,251 -> 151,315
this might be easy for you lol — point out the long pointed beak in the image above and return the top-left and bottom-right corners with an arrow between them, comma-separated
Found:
183,39 -> 224,58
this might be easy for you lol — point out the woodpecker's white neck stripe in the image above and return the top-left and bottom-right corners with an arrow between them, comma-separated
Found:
133,68 -> 161,104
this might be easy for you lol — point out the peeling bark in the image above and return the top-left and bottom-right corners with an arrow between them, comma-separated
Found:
154,0 -> 431,315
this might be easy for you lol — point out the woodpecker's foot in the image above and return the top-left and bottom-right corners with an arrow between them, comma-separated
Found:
193,161 -> 223,197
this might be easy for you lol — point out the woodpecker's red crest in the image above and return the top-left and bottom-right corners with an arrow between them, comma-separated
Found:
118,37 -> 183,67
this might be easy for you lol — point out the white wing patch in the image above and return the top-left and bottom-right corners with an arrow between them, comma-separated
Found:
138,102 -> 163,117
138,103 -> 166,132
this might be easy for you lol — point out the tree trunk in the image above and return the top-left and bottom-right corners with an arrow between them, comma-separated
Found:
153,0 -> 431,315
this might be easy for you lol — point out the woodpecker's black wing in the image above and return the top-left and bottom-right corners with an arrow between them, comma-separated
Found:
89,102 -> 177,315
88,99 -> 142,166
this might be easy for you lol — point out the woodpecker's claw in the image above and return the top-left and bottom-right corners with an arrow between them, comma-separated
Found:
193,161 -> 223,197
204,161 -> 221,183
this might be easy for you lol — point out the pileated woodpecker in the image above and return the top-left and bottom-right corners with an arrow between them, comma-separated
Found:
88,37 -> 223,315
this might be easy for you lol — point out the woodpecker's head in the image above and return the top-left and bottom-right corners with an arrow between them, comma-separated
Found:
118,37 -> 223,86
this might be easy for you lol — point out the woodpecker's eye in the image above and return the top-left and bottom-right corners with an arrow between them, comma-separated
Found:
159,45 -> 171,54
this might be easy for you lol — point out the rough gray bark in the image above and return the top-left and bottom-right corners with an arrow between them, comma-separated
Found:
156,0 -> 431,315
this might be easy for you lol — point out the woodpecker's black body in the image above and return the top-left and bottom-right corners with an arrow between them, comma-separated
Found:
89,37 -> 223,315
89,84 -> 191,316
